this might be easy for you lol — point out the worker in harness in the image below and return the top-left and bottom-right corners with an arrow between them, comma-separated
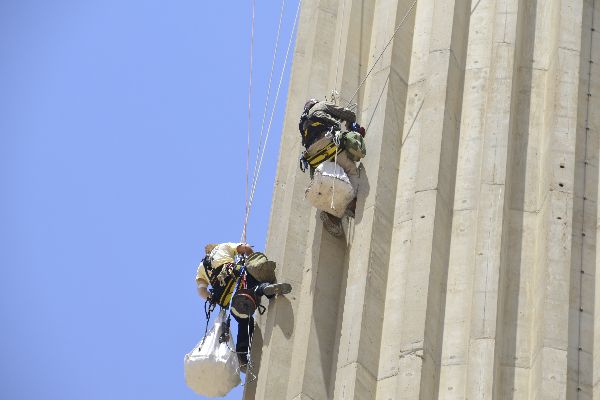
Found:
196,243 -> 292,366
298,99 -> 366,236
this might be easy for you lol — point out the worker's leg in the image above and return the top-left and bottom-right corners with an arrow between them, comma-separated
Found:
247,272 -> 292,300
233,313 -> 253,365
335,150 -> 359,188
335,150 -> 359,217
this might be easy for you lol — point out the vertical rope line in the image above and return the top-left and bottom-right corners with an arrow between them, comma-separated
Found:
577,0 -> 595,395
331,135 -> 339,210
246,0 -> 302,223
344,0 -> 417,108
251,0 -> 287,199
334,0 -> 348,96
243,0 -> 257,243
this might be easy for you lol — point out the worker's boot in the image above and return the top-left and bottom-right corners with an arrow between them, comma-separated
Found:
262,282 -> 292,297
320,211 -> 344,237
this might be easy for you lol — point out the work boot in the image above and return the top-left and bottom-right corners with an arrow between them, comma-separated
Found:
320,211 -> 344,237
262,282 -> 292,297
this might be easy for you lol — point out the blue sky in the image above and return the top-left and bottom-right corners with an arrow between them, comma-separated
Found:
0,1 -> 298,399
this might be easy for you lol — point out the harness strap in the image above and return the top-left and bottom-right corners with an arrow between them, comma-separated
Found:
205,263 -> 241,307
305,140 -> 342,168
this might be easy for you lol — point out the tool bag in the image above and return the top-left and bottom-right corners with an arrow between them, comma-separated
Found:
342,131 -> 366,162
305,160 -> 355,218
184,310 -> 241,397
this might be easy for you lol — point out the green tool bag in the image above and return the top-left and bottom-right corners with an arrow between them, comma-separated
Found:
343,131 -> 366,162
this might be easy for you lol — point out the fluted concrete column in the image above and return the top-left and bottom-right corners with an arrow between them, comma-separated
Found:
245,0 -> 600,399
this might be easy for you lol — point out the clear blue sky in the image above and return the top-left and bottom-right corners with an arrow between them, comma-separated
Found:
0,1 -> 297,399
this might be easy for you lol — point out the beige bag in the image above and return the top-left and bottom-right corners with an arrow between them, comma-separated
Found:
184,310 -> 241,397
305,161 -> 355,218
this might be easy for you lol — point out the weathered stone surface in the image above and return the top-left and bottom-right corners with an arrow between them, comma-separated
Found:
245,0 -> 600,398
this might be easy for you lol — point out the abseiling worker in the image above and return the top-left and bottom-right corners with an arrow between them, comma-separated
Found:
196,242 -> 292,365
298,99 -> 367,236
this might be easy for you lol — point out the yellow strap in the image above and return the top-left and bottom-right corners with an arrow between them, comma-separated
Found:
306,141 -> 339,167
217,278 -> 236,306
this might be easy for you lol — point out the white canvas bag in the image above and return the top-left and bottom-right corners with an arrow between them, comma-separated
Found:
184,310 -> 241,397
305,160 -> 355,218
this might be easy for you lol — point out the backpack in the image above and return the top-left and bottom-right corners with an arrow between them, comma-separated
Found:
343,131 -> 366,161
298,109 -> 338,148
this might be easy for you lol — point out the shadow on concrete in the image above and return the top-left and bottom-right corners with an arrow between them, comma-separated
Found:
567,7 -> 598,394
493,1 -> 536,397
274,296 -> 294,339
243,286 -> 295,399
353,163 -> 370,226
312,205 -> 349,398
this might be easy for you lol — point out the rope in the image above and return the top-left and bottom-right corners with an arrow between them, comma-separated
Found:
244,0 -> 303,231
344,0 -> 417,108
243,0 -> 257,243
252,0 -> 287,192
198,300 -> 215,348
243,0 -> 287,242
333,0 -> 348,96
330,130 -> 341,210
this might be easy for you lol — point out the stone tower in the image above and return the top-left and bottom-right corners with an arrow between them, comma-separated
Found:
244,0 -> 600,398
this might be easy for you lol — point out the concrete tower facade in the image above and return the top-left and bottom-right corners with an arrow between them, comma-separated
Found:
245,0 -> 600,398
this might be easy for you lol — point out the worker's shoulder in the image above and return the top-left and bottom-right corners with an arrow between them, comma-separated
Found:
221,242 -> 241,249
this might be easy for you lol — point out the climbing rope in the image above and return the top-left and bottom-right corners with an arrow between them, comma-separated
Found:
243,0 -> 303,238
243,0 -> 257,243
252,0 -> 287,191
344,0 -> 417,108
333,0 -> 348,97
244,0 -> 289,243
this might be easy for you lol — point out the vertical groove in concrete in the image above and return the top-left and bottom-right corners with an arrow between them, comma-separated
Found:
421,0 -> 472,398
247,1 -> 343,398
245,0 -> 600,398
571,1 -> 599,399
491,0 -> 539,397
331,0 -> 415,398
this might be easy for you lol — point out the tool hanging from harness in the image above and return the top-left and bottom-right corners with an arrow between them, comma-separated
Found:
203,255 -> 242,308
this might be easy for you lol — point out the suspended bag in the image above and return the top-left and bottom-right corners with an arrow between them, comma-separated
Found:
184,310 -> 241,397
343,131 -> 366,162
305,161 -> 355,218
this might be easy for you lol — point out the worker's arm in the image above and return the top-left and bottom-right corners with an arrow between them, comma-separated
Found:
196,278 -> 210,300
236,243 -> 254,256
318,102 -> 356,124
195,265 -> 211,300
